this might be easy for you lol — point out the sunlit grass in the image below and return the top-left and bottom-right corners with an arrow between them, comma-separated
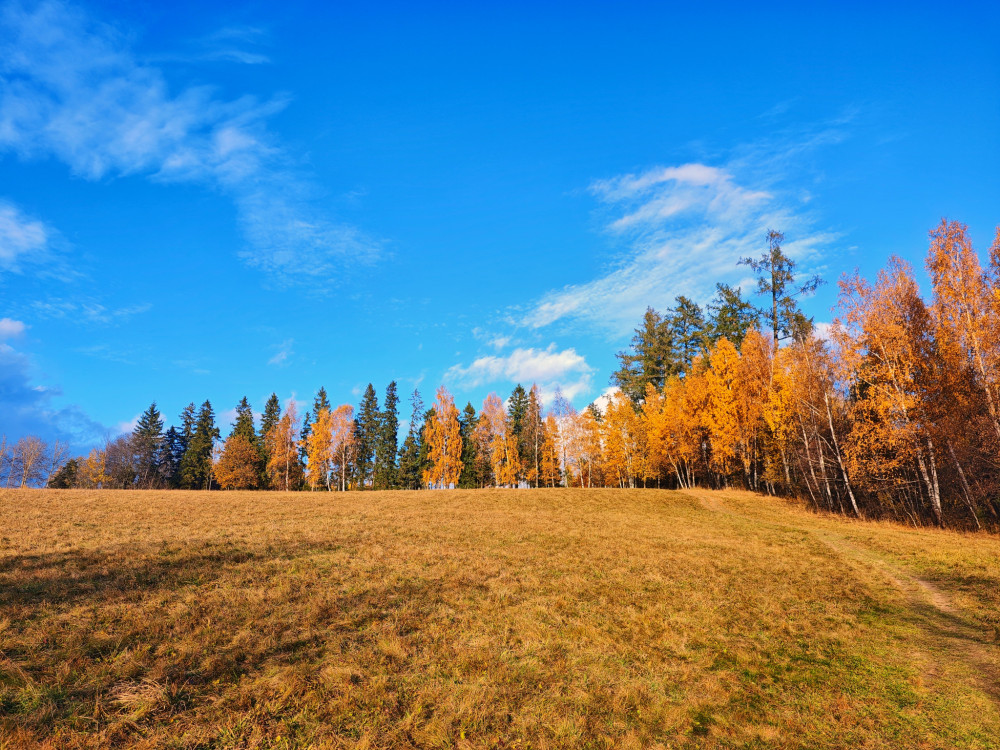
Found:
1,488 -> 997,748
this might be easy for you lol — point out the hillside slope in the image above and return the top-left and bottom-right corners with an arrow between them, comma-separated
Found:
1,488 -> 998,748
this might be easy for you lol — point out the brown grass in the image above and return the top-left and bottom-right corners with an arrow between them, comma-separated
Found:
0,488 -> 998,749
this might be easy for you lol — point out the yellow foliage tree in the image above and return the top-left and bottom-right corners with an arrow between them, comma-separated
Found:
265,401 -> 301,492
304,408 -> 334,490
603,391 -> 645,488
330,405 -> 356,491
424,386 -> 462,488
706,338 -> 741,480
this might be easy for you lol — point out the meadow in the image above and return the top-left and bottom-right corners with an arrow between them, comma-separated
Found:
1,488 -> 998,749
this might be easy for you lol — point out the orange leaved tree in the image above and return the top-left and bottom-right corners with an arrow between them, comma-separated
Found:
423,386 -> 462,488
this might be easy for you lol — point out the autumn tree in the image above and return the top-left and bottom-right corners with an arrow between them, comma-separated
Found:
540,414 -> 562,487
833,258 -> 943,524
474,392 -> 520,487
423,386 -> 462,488
266,401 -> 301,491
705,338 -> 741,483
329,405 -> 356,491
603,392 -> 645,488
304,408 -> 335,490
214,434 -> 261,490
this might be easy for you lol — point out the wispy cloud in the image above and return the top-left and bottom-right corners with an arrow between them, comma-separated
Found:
522,134 -> 841,337
0,1 -> 379,284
0,200 -> 56,274
268,338 -> 294,366
151,25 -> 272,66
30,298 -> 152,324
446,344 -> 594,401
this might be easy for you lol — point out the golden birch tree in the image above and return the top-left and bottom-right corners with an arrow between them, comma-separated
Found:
424,386 -> 462,488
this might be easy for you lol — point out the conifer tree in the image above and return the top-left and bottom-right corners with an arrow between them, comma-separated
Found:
312,387 -> 331,417
259,393 -> 282,481
298,409 -> 312,471
133,402 -> 164,488
397,389 -> 425,489
612,307 -> 675,403
354,383 -> 379,489
524,385 -> 545,486
740,229 -> 823,348
231,397 -> 257,445
260,394 -> 282,444
161,426 -> 184,486
707,283 -> 759,348
177,400 -> 220,490
458,402 -> 479,488
670,296 -> 708,375
374,381 -> 399,489
507,384 -> 529,481
47,458 -> 79,489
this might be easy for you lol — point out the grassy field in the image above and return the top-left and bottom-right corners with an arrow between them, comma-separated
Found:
1,488 -> 998,749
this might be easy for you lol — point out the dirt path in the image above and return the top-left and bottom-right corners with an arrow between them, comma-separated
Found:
690,489 -> 1000,707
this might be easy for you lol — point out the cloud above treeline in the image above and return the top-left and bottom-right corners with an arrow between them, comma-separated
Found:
446,344 -> 594,402
522,153 -> 836,337
0,0 -> 380,284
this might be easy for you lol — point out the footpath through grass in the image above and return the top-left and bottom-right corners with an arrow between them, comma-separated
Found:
0,488 -> 998,749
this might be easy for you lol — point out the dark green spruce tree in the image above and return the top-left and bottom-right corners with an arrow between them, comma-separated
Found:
259,393 -> 282,478
47,458 -> 79,488
177,400 -> 220,489
231,396 -> 257,444
458,402 -> 479,489
611,307 -> 678,403
160,426 -> 184,486
507,384 -> 529,482
669,295 -> 707,375
396,389 -> 424,490
706,283 -> 759,348
374,381 -> 399,490
133,401 -> 164,488
354,383 -> 380,489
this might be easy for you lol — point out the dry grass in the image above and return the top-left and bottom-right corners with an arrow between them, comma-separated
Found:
0,488 -> 998,749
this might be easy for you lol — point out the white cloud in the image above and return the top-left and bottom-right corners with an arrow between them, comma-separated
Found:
116,413 -> 140,434
0,1 -> 379,283
523,143 -> 838,337
268,338 -> 294,366
0,317 -> 26,338
588,386 -> 620,414
0,201 -> 51,272
447,344 -> 594,403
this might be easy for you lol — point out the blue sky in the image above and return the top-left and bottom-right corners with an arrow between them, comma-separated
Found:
1,0 -> 998,449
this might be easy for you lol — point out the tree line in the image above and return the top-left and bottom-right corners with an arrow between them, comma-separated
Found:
19,219 -> 1000,529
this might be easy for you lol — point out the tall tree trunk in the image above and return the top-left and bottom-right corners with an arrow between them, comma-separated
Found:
824,391 -> 860,517
946,439 -> 981,530
915,444 -> 943,526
